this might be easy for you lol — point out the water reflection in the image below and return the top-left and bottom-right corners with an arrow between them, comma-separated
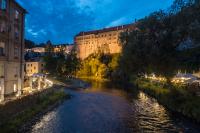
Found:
130,92 -> 178,132
30,81 -> 200,133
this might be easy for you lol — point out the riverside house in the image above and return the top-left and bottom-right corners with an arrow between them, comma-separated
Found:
0,0 -> 26,102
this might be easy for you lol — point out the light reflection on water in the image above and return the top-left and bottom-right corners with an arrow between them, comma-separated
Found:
30,81 -> 200,133
130,92 -> 178,132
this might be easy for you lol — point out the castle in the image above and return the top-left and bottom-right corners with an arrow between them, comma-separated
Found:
74,23 -> 135,60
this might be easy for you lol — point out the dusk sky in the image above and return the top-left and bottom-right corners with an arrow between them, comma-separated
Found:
16,0 -> 174,44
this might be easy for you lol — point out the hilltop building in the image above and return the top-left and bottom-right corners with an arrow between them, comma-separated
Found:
53,44 -> 74,54
31,47 -> 45,54
0,0 -> 26,101
74,24 -> 135,59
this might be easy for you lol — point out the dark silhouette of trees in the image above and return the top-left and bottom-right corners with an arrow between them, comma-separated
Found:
117,1 -> 200,84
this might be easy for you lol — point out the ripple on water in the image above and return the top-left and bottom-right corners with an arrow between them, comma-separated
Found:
29,84 -> 200,133
127,92 -> 180,132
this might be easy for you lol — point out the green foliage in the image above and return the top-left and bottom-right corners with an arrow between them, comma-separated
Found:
118,2 -> 200,83
25,39 -> 35,49
136,78 -> 200,122
0,90 -> 69,133
43,48 -> 80,77
77,53 -> 120,80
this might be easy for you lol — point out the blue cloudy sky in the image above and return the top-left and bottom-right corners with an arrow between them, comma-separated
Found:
16,0 -> 174,44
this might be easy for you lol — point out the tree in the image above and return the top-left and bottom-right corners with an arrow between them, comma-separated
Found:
118,11 -> 179,84
25,39 -> 35,48
45,40 -> 54,55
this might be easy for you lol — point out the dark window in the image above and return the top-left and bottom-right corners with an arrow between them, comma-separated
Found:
14,47 -> 18,57
0,21 -> 6,33
15,28 -> 19,39
0,0 -> 6,10
0,42 -> 5,56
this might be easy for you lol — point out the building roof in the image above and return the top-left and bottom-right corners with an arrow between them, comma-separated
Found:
75,23 -> 135,37
12,0 -> 27,13
26,57 -> 43,62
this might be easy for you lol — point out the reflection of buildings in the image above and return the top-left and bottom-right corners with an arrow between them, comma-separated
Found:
25,59 -> 45,77
0,0 -> 26,101
74,24 -> 135,59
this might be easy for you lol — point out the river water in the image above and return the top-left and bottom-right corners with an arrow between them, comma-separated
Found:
30,81 -> 200,133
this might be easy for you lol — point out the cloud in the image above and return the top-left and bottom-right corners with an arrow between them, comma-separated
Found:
27,28 -> 47,38
17,0 -> 174,44
107,17 -> 128,27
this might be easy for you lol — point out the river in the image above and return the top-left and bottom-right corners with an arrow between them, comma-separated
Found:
30,81 -> 200,133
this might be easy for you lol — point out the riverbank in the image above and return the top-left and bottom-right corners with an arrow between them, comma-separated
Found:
0,84 -> 70,133
134,78 -> 200,123
78,76 -> 109,82
79,77 -> 200,123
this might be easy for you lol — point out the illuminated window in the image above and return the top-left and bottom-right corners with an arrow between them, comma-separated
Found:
0,42 -> 5,56
13,84 -> 17,92
0,0 -> 6,10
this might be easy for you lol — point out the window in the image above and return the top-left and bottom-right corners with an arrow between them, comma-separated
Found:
15,10 -> 19,19
0,21 -> 6,33
14,84 -> 17,92
15,28 -> 19,39
0,0 -> 6,10
14,47 -> 18,57
0,64 -> 4,77
0,42 -> 5,56
14,67 -> 17,77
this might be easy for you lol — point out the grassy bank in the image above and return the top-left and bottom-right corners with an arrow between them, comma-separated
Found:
0,87 -> 70,133
135,78 -> 200,123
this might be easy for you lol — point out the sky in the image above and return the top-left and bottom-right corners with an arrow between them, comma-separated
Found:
16,0 -> 174,44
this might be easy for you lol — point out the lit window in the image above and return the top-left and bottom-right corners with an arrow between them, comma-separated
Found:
0,0 -> 6,10
15,10 -> 19,19
14,84 -> 17,92
0,42 -> 5,56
